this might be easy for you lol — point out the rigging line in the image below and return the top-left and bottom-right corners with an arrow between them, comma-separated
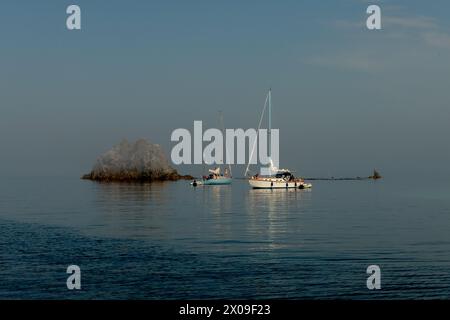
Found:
244,91 -> 270,177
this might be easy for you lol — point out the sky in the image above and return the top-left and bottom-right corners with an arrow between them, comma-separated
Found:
1,0 -> 449,179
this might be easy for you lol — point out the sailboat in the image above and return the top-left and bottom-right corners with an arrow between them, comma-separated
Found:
191,112 -> 233,187
191,167 -> 232,186
245,89 -> 312,189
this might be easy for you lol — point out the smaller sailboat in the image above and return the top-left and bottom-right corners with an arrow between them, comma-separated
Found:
246,89 -> 312,189
191,112 -> 233,187
191,167 -> 232,186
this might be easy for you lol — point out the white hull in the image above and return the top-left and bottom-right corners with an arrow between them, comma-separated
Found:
249,178 -> 312,189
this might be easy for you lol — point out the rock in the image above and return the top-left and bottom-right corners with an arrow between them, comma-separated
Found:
82,139 -> 193,182
369,169 -> 382,180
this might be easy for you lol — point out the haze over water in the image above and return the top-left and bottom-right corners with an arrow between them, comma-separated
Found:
1,1 -> 450,179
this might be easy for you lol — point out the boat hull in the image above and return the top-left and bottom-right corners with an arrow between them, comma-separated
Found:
249,179 -> 312,189
203,178 -> 232,185
191,177 -> 232,186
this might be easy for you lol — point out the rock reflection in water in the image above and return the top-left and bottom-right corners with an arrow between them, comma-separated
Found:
88,181 -> 170,239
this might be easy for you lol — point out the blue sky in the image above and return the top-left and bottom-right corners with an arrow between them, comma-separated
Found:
1,0 -> 449,178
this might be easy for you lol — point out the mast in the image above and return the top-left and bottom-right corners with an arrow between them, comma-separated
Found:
268,88 -> 271,159
219,111 -> 232,177
244,91 -> 269,176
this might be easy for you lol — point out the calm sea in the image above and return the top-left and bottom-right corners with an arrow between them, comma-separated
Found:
0,176 -> 450,299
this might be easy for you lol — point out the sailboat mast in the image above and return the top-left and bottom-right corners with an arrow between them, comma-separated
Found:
244,91 -> 269,177
268,88 -> 272,158
219,111 -> 232,177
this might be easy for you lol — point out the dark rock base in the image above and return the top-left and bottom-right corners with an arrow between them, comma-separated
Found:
81,171 -> 193,182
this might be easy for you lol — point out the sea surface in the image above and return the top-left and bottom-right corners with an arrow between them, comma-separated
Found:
1,176 -> 450,299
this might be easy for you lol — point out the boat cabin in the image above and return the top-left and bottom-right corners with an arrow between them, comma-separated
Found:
275,171 -> 295,180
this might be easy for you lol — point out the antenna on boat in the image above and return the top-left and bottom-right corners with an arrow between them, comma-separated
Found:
219,111 -> 232,178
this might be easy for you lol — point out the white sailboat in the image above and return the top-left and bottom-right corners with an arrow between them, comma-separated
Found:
245,89 -> 312,189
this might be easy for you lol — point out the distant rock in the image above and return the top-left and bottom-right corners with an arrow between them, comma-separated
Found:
369,169 -> 382,180
82,139 -> 193,182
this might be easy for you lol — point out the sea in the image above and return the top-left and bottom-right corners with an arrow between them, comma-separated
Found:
1,176 -> 450,299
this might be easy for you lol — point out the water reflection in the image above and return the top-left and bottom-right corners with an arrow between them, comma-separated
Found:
4,178 -> 450,299
246,188 -> 312,213
245,188 -> 312,250
88,181 -> 172,239
196,185 -> 233,216
93,181 -> 168,209
87,179 -> 313,251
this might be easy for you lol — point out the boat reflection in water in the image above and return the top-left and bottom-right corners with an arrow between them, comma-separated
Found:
245,186 -> 312,250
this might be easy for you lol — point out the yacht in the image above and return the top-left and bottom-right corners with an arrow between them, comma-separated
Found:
245,89 -> 312,189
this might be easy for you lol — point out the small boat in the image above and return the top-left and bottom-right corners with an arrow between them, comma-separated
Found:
191,167 -> 232,186
245,89 -> 312,190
